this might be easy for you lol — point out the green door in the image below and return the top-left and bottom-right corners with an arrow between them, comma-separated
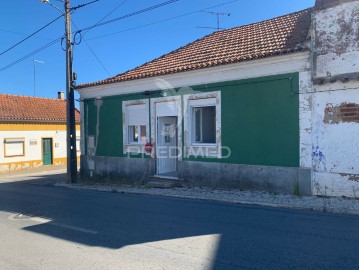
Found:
42,138 -> 53,165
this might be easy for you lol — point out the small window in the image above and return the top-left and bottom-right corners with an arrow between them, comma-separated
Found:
192,106 -> 216,144
128,125 -> 147,144
126,103 -> 148,145
4,138 -> 25,157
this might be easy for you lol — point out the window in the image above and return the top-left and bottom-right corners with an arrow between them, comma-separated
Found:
4,138 -> 25,157
128,125 -> 146,143
192,106 -> 216,144
184,92 -> 221,158
188,97 -> 217,145
125,103 -> 148,145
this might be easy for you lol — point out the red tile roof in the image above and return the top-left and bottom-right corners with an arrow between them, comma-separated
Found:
78,8 -> 312,89
0,94 -> 80,123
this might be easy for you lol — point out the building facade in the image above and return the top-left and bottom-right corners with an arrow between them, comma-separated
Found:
77,0 -> 359,197
0,93 -> 80,173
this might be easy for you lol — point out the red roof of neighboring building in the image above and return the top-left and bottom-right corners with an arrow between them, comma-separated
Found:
78,8 -> 312,89
0,94 -> 80,123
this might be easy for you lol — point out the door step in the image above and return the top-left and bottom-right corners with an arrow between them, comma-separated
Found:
147,175 -> 184,188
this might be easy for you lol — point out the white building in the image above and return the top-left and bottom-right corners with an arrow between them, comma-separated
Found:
0,92 -> 80,173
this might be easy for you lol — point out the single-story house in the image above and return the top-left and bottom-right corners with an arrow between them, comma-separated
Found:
0,92 -> 80,173
77,0 -> 359,197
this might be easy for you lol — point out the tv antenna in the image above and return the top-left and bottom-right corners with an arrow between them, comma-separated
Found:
198,11 -> 231,31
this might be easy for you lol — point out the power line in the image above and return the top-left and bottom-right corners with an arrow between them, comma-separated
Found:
0,37 -> 63,73
87,0 -> 239,41
0,0 -> 179,73
77,0 -> 128,74
70,0 -> 129,76
72,20 -> 111,76
71,0 -> 100,11
75,0 -> 179,34
0,14 -> 63,56
83,0 -> 128,37
0,29 -> 52,41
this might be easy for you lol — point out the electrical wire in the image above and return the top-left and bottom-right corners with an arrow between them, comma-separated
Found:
0,0 -> 179,73
0,37 -> 63,73
75,0 -> 179,34
72,20 -> 111,76
71,0 -> 100,11
0,29 -> 52,41
82,0 -> 128,37
86,0 -> 239,41
0,14 -> 63,56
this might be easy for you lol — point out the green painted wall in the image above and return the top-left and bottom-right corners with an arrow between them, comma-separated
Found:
84,73 -> 299,167
220,75 -> 299,167
84,93 -> 161,158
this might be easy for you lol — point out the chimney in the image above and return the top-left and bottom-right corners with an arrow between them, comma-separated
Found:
58,91 -> 65,100
315,0 -> 357,10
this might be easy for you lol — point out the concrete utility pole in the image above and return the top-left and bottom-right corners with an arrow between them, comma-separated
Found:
41,0 -> 77,183
64,0 -> 78,183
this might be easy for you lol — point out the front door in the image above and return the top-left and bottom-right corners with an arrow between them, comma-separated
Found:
157,116 -> 177,175
42,138 -> 53,166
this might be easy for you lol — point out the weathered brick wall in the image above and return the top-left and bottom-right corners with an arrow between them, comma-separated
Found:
324,103 -> 359,124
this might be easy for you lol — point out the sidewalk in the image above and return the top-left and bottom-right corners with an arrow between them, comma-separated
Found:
56,182 -> 359,216
1,166 -> 358,216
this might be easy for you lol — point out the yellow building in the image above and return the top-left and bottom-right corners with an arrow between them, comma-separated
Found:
0,93 -> 80,173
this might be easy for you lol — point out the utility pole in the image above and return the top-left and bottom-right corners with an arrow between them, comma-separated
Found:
65,0 -> 77,183
41,0 -> 100,183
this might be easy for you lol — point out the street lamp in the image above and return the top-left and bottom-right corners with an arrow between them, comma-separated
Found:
33,59 -> 44,97
40,0 -> 77,183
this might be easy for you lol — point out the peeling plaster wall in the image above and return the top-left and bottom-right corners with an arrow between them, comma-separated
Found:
299,71 -> 313,169
311,84 -> 359,197
313,1 -> 359,79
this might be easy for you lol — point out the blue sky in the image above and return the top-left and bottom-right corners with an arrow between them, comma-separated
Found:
0,0 -> 315,101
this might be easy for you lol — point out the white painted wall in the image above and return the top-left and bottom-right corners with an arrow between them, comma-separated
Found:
311,84 -> 359,197
314,1 -> 359,78
299,71 -> 314,169
310,0 -> 359,197
0,130 -> 80,172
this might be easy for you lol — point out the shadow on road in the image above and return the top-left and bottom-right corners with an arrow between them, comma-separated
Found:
1,172 -> 359,269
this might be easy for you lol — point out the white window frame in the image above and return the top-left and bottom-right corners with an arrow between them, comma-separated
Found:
184,91 -> 221,158
190,99 -> 217,146
122,99 -> 150,154
4,138 -> 25,158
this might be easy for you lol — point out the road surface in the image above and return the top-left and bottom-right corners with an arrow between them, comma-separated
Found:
0,170 -> 358,269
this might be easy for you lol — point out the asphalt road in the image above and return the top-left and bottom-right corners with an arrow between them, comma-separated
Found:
0,171 -> 358,270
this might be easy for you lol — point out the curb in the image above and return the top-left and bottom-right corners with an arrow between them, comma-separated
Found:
55,183 -> 359,216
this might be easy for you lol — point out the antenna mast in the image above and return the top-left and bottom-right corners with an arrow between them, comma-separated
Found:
198,11 -> 231,31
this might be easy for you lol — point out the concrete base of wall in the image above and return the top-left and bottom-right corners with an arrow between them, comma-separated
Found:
81,156 -> 312,196
178,160 -> 312,196
80,155 -> 155,184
